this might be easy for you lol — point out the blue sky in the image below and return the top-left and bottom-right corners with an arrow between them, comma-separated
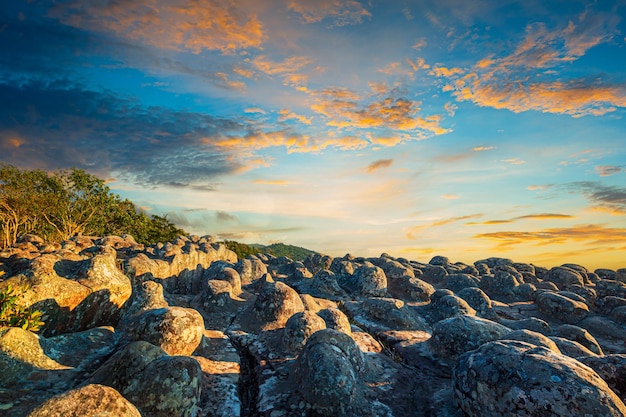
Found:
1,0 -> 625,269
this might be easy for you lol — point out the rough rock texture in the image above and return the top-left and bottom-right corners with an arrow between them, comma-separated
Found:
27,384 -> 142,417
453,340 -> 626,417
1,234 -> 626,417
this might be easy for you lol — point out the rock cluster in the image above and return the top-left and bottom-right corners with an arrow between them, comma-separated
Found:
1,235 -> 626,416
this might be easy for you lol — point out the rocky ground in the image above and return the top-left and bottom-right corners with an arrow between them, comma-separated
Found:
1,233 -> 626,417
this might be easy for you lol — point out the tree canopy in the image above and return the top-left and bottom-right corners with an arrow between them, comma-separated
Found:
0,165 -> 185,247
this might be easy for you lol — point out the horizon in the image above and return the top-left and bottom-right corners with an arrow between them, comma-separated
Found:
1,1 -> 625,270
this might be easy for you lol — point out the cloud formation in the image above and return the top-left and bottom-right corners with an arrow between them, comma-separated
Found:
595,165 -> 623,177
475,224 -> 626,248
436,12 -> 626,117
51,0 -> 264,54
286,0 -> 371,26
0,80 -> 249,187
366,159 -> 393,173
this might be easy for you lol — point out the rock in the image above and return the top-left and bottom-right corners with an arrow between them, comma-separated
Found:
282,311 -> 327,354
2,247 -> 132,335
357,297 -> 429,331
317,307 -> 352,335
253,281 -> 305,329
456,287 -> 493,317
292,329 -> 365,416
596,280 -> 626,299
555,324 -> 603,355
444,273 -> 479,294
546,266 -> 585,289
479,270 -> 521,299
428,293 -> 476,323
500,329 -> 560,353
550,336 -> 599,358
27,384 -> 142,417
453,340 -> 626,417
579,355 -> 626,402
234,258 -> 267,285
345,264 -> 387,297
201,279 -> 234,311
536,291 -> 589,324
429,315 -> 511,364
309,269 -> 346,298
121,306 -> 205,355
499,317 -> 553,335
121,280 -> 168,318
388,275 -> 435,301
122,355 -> 203,417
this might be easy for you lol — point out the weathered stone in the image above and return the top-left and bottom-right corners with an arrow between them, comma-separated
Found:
345,264 -> 387,297
359,297 -> 429,330
282,311 -> 326,354
201,279 -> 234,311
555,324 -> 603,355
500,329 -> 560,353
453,340 -> 626,417
253,281 -> 305,329
429,315 -> 511,364
550,336 -> 599,358
316,307 -> 352,335
444,273 -> 479,294
27,384 -> 142,417
456,287 -> 493,316
546,266 -> 585,289
121,306 -> 204,355
579,355 -> 626,403
292,329 -> 365,416
1,247 -> 132,335
536,291 -> 589,324
429,294 -> 476,323
479,270 -> 520,299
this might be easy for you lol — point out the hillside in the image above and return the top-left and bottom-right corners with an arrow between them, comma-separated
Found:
223,240 -> 318,261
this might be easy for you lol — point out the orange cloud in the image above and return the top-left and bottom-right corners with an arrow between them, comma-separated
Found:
473,146 -> 494,151
52,0 -> 264,54
588,206 -> 626,216
527,185 -> 547,191
214,130 -> 367,154
278,109 -> 312,125
475,224 -> 626,247
435,14 -> 626,117
366,158 -> 393,173
311,94 -> 450,136
287,0 -> 371,26
471,213 -> 574,225
441,194 -> 459,200
251,55 -> 313,76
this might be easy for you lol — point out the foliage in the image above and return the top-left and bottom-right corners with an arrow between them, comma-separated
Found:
0,164 -> 185,247
223,240 -> 317,261
0,285 -> 44,331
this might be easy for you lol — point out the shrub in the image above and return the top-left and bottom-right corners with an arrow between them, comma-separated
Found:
0,285 -> 44,331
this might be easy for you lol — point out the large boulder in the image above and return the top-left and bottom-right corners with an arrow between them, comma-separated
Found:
120,306 -> 205,355
27,384 -> 141,417
252,281 -> 305,329
546,266 -> 585,289
2,247 -> 132,335
292,329 -> 365,416
282,311 -> 326,354
344,264 -> 387,297
536,291 -> 589,324
453,340 -> 626,417
429,315 -> 511,364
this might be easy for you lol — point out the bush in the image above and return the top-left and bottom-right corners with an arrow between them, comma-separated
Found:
0,285 -> 44,331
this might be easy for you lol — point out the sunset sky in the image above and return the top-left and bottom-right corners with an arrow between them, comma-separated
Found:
1,0 -> 625,269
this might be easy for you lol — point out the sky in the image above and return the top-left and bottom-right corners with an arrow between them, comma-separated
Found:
1,0 -> 626,270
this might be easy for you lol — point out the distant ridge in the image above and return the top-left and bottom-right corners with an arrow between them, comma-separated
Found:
223,240 -> 318,261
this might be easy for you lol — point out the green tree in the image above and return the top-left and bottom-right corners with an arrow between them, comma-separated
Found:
0,165 -> 186,247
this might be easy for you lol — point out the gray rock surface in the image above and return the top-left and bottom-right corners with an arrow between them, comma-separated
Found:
1,234 -> 625,417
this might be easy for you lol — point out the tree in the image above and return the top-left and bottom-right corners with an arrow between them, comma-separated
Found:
0,165 -> 187,247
